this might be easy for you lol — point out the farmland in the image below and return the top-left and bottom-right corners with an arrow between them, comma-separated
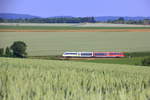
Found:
0,31 -> 150,56
1,23 -> 150,27
0,23 -> 150,32
0,57 -> 150,100
0,23 -> 150,100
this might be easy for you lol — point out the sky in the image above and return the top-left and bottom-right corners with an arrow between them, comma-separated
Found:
0,0 -> 150,17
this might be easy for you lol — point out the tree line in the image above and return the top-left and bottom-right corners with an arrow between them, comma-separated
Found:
106,17 -> 150,25
0,17 -> 150,25
0,17 -> 95,23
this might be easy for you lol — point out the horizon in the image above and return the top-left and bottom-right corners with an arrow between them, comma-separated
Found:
1,13 -> 150,18
0,0 -> 150,17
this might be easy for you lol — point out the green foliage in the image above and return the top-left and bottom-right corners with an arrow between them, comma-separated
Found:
5,46 -> 12,57
0,58 -> 150,100
115,17 -> 125,24
106,18 -> 149,25
0,17 -> 95,23
126,52 -> 150,57
142,57 -> 150,66
0,48 -> 4,56
0,17 -> 149,24
10,41 -> 27,58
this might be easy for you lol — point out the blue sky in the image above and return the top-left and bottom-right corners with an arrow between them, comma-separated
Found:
0,0 -> 150,17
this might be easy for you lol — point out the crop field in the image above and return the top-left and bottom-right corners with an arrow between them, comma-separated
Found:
1,23 -> 150,27
0,58 -> 150,100
0,32 -> 150,56
0,25 -> 150,31
0,23 -> 150,33
76,57 -> 144,65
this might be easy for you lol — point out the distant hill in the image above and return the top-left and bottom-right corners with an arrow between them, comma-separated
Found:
95,16 -> 150,22
0,13 -> 40,19
0,13 -> 150,22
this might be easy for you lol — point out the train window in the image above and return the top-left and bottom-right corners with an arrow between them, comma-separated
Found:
81,53 -> 92,55
109,53 -> 121,55
95,53 -> 107,55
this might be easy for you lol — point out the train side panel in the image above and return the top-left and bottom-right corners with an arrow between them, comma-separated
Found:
108,52 -> 125,58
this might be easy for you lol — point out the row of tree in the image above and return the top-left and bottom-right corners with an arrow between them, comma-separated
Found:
0,41 -> 27,58
107,17 -> 150,25
0,17 -> 150,24
0,17 -> 95,23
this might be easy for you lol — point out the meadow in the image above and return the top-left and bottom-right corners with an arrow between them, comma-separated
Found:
0,57 -> 150,100
0,32 -> 150,56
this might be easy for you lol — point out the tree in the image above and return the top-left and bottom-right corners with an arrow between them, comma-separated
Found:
0,48 -> 4,56
10,41 -> 27,58
116,17 -> 125,24
5,47 -> 12,57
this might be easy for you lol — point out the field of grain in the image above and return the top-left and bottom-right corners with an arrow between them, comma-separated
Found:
0,58 -> 150,100
0,32 -> 150,56
0,23 -> 150,33
1,23 -> 150,27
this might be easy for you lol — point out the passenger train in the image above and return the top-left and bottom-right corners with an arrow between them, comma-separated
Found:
62,52 -> 125,58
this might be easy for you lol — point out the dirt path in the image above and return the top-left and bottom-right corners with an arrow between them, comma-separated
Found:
0,29 -> 150,32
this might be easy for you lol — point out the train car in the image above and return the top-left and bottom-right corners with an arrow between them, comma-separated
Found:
108,52 -> 125,58
62,52 -> 80,57
62,52 -> 93,58
93,52 -> 125,58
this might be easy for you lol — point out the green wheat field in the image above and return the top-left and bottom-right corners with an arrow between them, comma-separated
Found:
0,58 -> 150,100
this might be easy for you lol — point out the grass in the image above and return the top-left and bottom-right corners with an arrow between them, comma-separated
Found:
29,56 -> 144,66
0,32 -> 150,56
0,25 -> 150,30
28,52 -> 150,66
76,57 -> 144,65
0,57 -> 150,100
127,52 -> 150,57
68,52 -> 150,66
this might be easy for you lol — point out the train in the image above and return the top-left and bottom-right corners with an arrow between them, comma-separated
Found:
62,52 -> 125,58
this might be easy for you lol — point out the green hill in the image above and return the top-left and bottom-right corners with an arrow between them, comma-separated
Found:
0,58 -> 150,100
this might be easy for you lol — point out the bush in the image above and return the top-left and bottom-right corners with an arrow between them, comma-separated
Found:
5,47 -> 12,57
141,57 -> 150,66
0,48 -> 4,56
10,41 -> 27,58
